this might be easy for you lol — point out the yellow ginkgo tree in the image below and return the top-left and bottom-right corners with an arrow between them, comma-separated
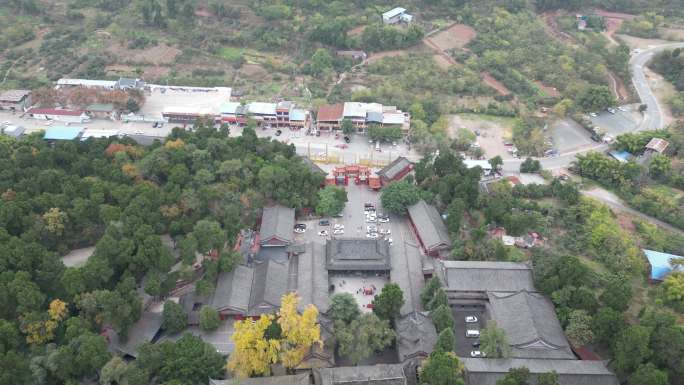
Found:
227,293 -> 322,378
21,299 -> 68,346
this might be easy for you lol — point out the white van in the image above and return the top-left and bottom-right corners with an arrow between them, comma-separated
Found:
466,330 -> 480,338
375,141 -> 381,152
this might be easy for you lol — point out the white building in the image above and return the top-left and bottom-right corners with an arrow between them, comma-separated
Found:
26,108 -> 91,123
382,7 -> 413,25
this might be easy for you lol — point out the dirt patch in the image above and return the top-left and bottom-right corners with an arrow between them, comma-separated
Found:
239,63 -> 268,78
594,10 -> 636,20
534,81 -> 560,98
422,39 -> 458,67
448,114 -> 516,160
608,71 -> 630,101
432,54 -> 454,69
428,24 -> 476,51
366,50 -> 409,64
348,25 -> 366,37
660,27 -> 684,40
108,43 -> 181,66
482,72 -> 510,95
542,11 -> 577,45
616,212 -> 636,233
143,66 -> 171,79
194,7 -> 213,18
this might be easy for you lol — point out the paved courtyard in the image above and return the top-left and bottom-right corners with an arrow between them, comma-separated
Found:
330,275 -> 388,313
452,307 -> 487,357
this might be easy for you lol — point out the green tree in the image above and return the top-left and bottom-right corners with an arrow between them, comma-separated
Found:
613,325 -> 652,374
520,157 -> 541,173
537,372 -> 560,385
126,98 -> 140,113
576,85 -> 616,112
428,288 -> 449,311
421,277 -> 442,308
341,119 -> 354,135
310,48 -> 334,78
162,301 -> 187,334
372,283 -> 404,320
489,156 -> 503,171
630,363 -> 669,385
419,351 -> 465,385
316,185 -> 348,217
600,274 -> 632,312
100,356 -> 129,385
335,313 -> 395,365
564,310 -> 593,346
649,154 -> 671,178
193,219 -> 225,254
480,320 -> 511,358
199,306 -> 220,331
380,180 -> 421,215
329,293 -> 360,324
431,305 -> 454,334
157,334 -> 225,384
496,367 -> 530,385
435,327 -> 455,352
592,307 -> 625,347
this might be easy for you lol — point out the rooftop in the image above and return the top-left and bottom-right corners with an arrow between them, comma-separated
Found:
463,159 -> 493,170
317,104 -> 344,122
608,150 -> 632,163
382,112 -> 406,125
44,126 -> 84,140
247,102 -> 277,116
644,249 -> 683,281
487,290 -> 574,359
343,102 -> 383,118
295,242 -> 330,313
219,101 -> 242,115
290,108 -> 308,121
57,78 -> 117,87
260,205 -> 296,246
28,107 -> 85,116
210,374 -> 310,385
382,7 -> 407,19
81,129 -> 120,140
437,261 -> 535,293
462,358 -> 619,385
113,311 -> 163,357
395,311 -> 437,362
407,200 -> 451,252
314,364 -> 406,385
377,157 -> 413,181
0,89 -> 31,102
645,137 -> 669,153
86,103 -> 115,112
326,239 -> 391,272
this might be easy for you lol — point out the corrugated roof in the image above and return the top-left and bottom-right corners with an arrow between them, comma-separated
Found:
28,108 -> 85,116
343,102 -> 383,118
250,260 -> 289,313
57,78 -> 117,87
644,249 -> 682,280
0,89 -> 30,102
260,205 -> 295,246
81,129 -> 120,139
462,358 -> 619,385
44,126 -> 83,140
317,104 -> 344,122
382,7 -> 407,19
367,111 -> 383,123
248,102 -> 277,116
487,291 -> 574,359
645,137 -> 669,153
464,159 -> 492,170
407,200 -> 451,252
219,101 -> 242,115
86,103 -> 115,112
290,108 -> 307,121
115,311 -> 163,357
382,112 -> 405,125
438,260 -> 535,292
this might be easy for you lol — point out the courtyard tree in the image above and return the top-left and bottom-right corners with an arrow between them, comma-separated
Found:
520,157 -> 541,173
335,313 -> 394,365
480,320 -> 511,358
630,363 -> 669,385
435,328 -> 455,352
199,306 -> 220,332
329,293 -> 360,324
380,180 -> 421,215
427,288 -> 449,311
372,283 -> 404,321
277,293 -> 322,370
419,351 -> 465,385
430,304 -> 454,334
228,314 -> 280,377
162,301 -> 187,334
497,367 -> 531,385
421,277 -> 442,308
316,185 -> 348,217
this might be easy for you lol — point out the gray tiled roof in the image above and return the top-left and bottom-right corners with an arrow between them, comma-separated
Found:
314,364 -> 406,385
249,260 -> 290,315
210,265 -> 254,313
302,157 -> 328,176
407,201 -> 451,252
210,373 -> 310,385
377,157 -> 413,181
114,311 -> 163,357
260,206 -> 295,246
438,261 -> 535,293
461,358 -> 619,385
395,311 -> 437,362
296,242 -> 330,313
487,291 -> 574,359
326,239 -> 391,271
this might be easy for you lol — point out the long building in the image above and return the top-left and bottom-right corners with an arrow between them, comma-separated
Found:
407,200 -> 451,257
316,102 -> 410,136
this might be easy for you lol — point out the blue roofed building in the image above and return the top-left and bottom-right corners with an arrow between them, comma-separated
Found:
44,126 -> 84,141
643,249 -> 683,281
608,150 -> 632,163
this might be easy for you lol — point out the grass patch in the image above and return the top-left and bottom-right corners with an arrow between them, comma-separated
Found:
218,46 -> 243,62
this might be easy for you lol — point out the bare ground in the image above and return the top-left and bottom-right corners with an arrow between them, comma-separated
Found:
534,81 -> 560,98
365,50 -> 410,64
448,114 -> 515,160
428,24 -> 476,51
482,72 -> 510,95
107,43 -> 181,66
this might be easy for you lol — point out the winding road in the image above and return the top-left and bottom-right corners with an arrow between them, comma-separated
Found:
501,41 -> 684,173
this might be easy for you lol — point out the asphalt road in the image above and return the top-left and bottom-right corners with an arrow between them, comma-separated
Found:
502,41 -> 684,173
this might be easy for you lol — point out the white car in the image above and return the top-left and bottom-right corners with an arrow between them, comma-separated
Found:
333,229 -> 344,235
470,351 -> 487,358
294,228 -> 305,234
607,107 -> 616,114
380,229 -> 391,235
333,224 -> 344,230
466,330 -> 480,338
378,217 -> 389,223
318,230 -> 329,236
589,112 -> 598,117
465,316 -> 478,323
366,217 -> 377,223
387,238 -> 393,245
618,106 -> 627,112
367,225 -> 378,232
366,232 -> 379,239
134,130 -> 144,135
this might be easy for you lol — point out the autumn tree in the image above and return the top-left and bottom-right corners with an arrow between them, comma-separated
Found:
228,314 -> 280,377
43,207 -> 67,235
277,293 -> 322,370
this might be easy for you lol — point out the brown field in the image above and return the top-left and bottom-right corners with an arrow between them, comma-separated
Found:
365,50 -> 409,64
432,54 -> 454,69
534,81 -> 560,98
240,63 -> 268,78
482,72 -> 510,95
107,43 -> 181,66
428,24 -> 476,51
348,25 -> 366,37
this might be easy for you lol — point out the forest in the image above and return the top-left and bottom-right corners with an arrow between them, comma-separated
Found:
0,123 -> 324,385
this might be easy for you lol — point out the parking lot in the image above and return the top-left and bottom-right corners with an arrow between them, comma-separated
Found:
452,307 -> 487,357
588,105 -> 641,136
551,118 -> 593,153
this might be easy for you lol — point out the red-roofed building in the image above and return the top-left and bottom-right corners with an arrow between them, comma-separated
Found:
27,108 -> 90,123
317,104 -> 344,131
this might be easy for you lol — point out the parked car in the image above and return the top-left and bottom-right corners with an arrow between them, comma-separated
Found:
607,107 -> 616,114
333,229 -> 344,235
378,217 -> 389,223
470,351 -> 486,358
334,224 -> 344,230
465,316 -> 478,323
294,227 -> 305,234
367,225 -> 378,233
319,219 -> 330,226
618,106 -> 627,112
387,238 -> 393,245
466,330 -> 480,338
318,230 -> 329,236
344,136 -> 351,143
589,112 -> 598,117
366,232 -> 379,239
472,340 -> 481,347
